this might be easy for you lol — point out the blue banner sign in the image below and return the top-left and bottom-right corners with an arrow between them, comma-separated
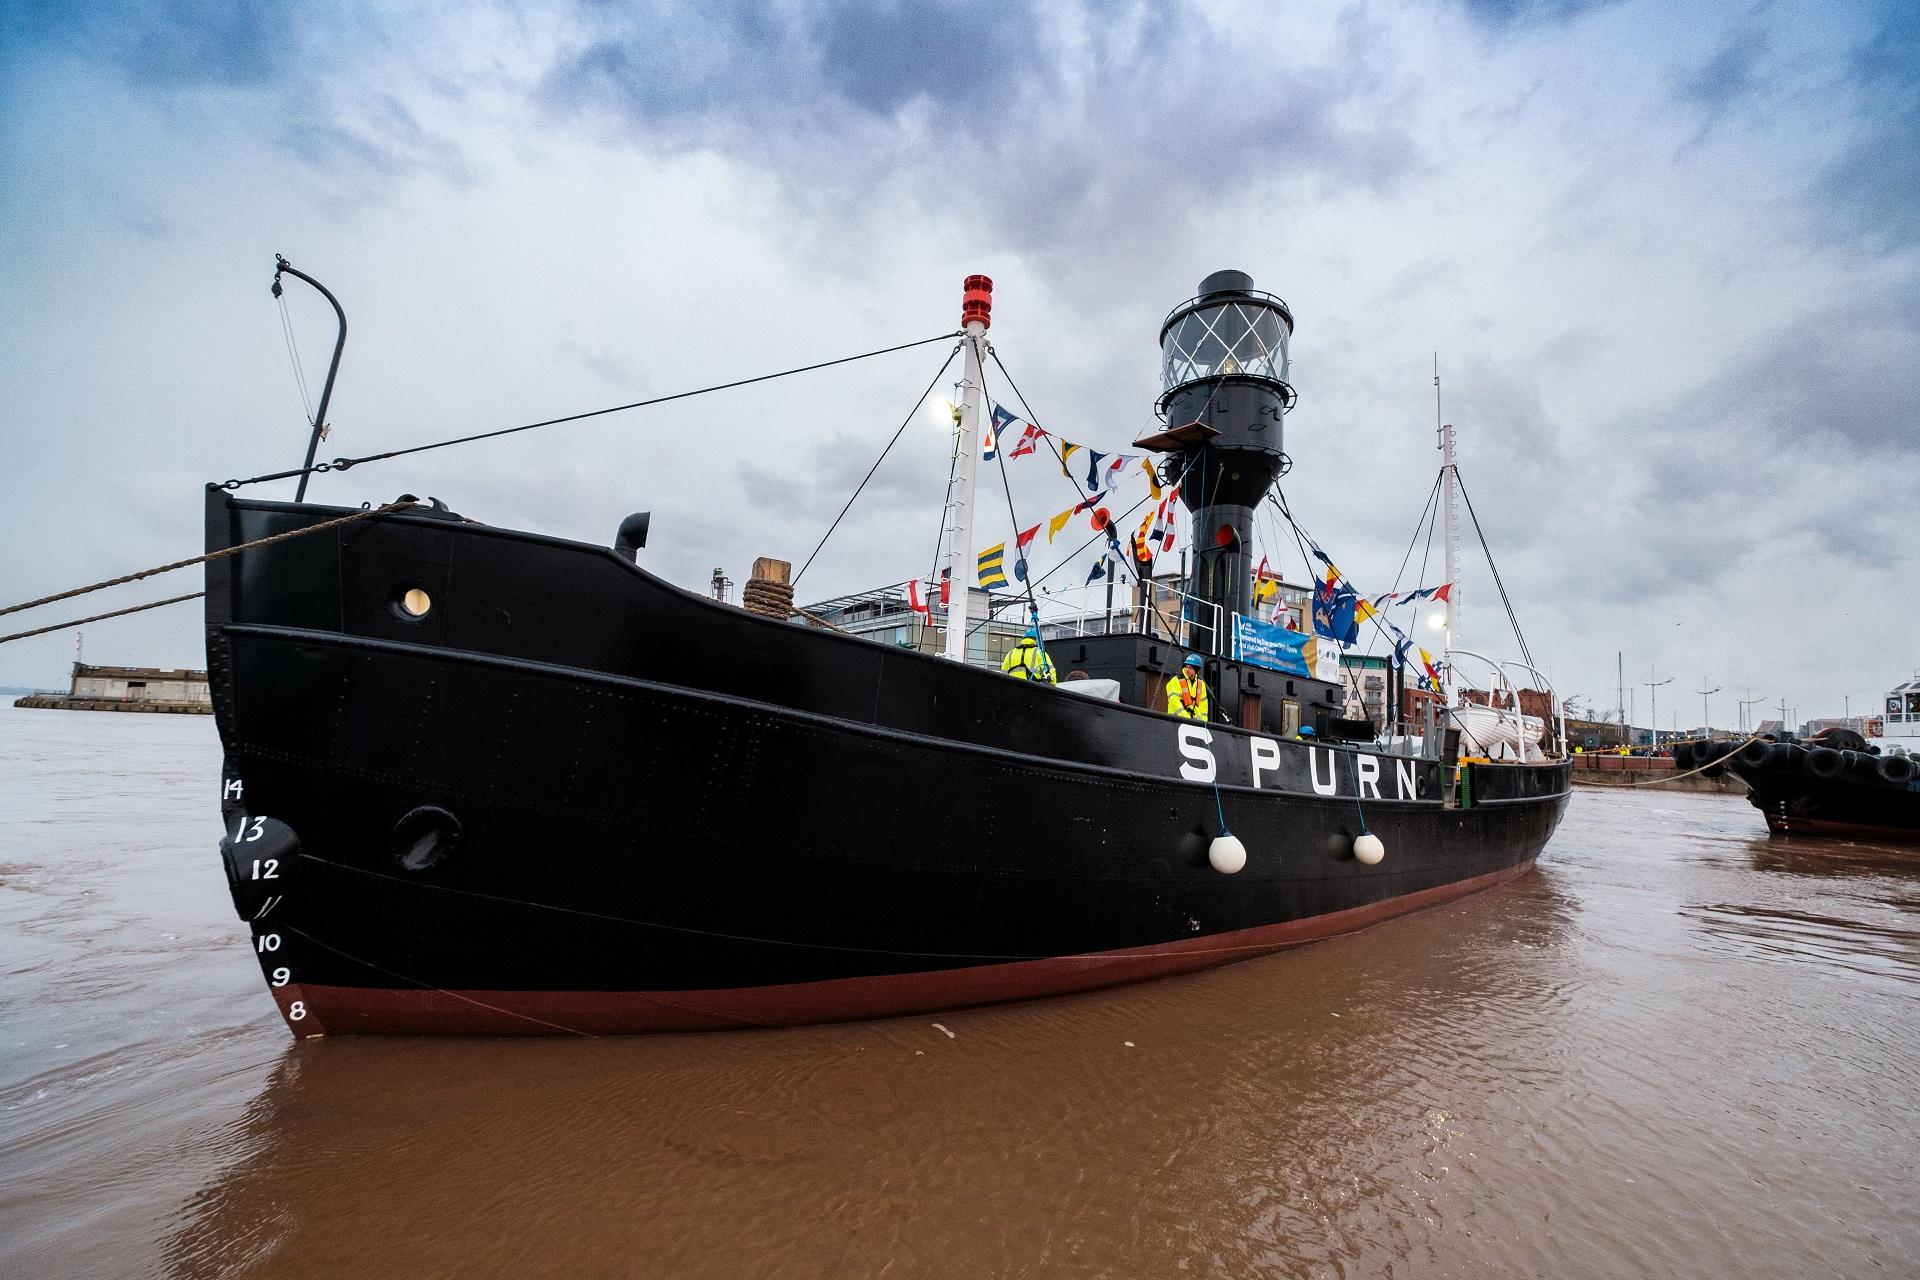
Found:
1232,614 -> 1312,677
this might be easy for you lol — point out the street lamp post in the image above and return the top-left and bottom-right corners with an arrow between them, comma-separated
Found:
1643,669 -> 1674,746
1696,678 -> 1722,736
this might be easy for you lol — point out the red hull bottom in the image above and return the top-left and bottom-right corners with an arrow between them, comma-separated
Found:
276,861 -> 1537,1037
1762,813 -> 1920,846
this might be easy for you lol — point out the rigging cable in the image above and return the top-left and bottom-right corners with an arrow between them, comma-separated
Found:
275,291 -> 315,426
1367,470 -> 1443,656
962,448 -> 1201,647
976,355 -> 1063,637
1455,471 -> 1538,673
986,348 -> 1183,643
1405,472 -> 1443,645
219,330 -> 966,490
917,400 -> 963,631
793,342 -> 962,587
1268,487 -> 1422,695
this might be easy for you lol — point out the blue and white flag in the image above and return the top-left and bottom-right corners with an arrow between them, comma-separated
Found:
985,404 -> 1016,462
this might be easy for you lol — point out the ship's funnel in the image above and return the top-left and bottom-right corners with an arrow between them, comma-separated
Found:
1148,270 -> 1297,654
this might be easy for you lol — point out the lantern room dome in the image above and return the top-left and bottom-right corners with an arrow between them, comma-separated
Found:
1158,271 -> 1294,395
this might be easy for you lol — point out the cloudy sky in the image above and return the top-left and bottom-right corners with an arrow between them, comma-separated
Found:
1,0 -> 1914,731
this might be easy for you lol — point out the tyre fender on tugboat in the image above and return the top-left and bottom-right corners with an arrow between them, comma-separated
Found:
1877,755 -> 1917,785
1846,749 -> 1882,779
1806,747 -> 1846,779
1736,739 -> 1774,768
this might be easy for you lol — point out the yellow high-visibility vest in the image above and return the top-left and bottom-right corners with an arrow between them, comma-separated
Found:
1001,639 -> 1057,683
1166,673 -> 1210,720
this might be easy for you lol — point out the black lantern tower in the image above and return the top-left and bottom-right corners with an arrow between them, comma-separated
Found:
1147,270 -> 1297,655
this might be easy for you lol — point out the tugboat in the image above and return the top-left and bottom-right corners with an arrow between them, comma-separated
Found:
206,269 -> 1572,1036
1686,674 -> 1920,845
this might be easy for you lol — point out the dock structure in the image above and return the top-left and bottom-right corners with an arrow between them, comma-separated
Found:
13,662 -> 212,715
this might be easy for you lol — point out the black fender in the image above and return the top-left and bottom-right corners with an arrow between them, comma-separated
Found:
1806,747 -> 1846,779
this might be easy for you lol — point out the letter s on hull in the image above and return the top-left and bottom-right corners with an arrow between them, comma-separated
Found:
1178,725 -> 1217,782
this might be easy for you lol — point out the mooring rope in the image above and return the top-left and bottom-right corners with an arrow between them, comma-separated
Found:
0,500 -> 417,646
0,593 -> 207,647
1574,733 -> 1767,787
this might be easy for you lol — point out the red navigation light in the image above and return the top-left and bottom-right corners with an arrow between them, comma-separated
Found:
961,274 -> 993,330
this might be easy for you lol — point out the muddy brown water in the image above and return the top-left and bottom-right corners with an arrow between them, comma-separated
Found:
3,703 -> 1916,1278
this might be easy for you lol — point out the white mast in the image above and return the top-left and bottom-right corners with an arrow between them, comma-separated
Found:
1436,356 -> 1460,700
943,276 -> 993,664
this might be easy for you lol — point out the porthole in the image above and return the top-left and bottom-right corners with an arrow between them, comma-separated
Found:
397,587 -> 432,619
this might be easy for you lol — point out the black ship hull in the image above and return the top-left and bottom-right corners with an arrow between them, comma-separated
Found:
1697,739 -> 1920,846
205,493 -> 1570,1036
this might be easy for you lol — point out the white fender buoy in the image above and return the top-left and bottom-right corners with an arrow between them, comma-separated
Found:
1353,833 -> 1385,865
1208,834 -> 1247,875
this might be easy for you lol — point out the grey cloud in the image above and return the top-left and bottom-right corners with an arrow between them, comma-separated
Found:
540,2 -> 1423,266
273,95 -> 473,188
1453,0 -> 1621,30
1539,281 -> 1920,607
1808,8 -> 1920,250
1675,26 -> 1770,119
558,339 -> 643,388
6,0 -> 286,87
543,0 -> 1051,124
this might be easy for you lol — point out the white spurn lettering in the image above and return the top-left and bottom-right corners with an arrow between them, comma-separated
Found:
1356,755 -> 1381,799
1177,725 -> 1216,783
1249,736 -> 1282,788
1395,758 -> 1417,800
1308,748 -> 1338,796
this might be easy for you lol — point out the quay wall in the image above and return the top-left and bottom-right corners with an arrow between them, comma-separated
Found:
13,694 -> 212,715
1572,756 -> 1744,795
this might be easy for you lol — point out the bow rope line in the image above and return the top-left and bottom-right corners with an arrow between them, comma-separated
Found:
0,593 -> 206,647
0,501 -> 417,646
219,331 -> 964,490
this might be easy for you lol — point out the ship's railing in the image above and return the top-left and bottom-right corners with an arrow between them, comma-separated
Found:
1443,648 -> 1555,762
1496,659 -> 1568,759
1038,591 -> 1221,651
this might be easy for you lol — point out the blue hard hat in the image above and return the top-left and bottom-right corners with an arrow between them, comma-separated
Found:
1025,628 -> 1041,641
1183,654 -> 1204,668
1298,725 -> 1316,737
